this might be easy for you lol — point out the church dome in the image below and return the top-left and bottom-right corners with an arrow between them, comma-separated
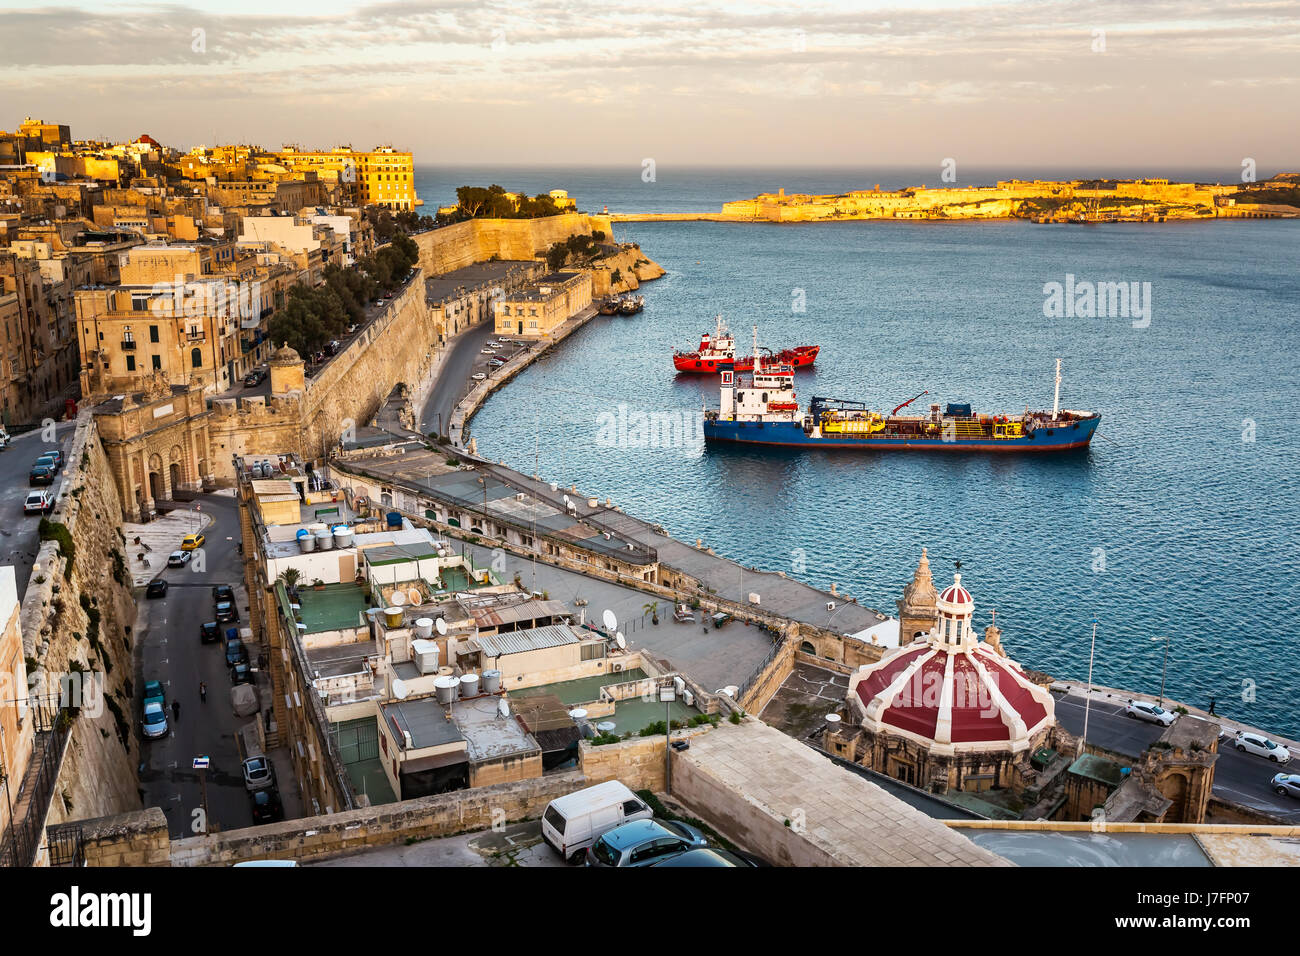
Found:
937,573 -> 973,615
270,342 -> 303,365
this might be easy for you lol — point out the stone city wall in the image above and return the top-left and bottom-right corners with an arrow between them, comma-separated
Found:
413,213 -> 610,275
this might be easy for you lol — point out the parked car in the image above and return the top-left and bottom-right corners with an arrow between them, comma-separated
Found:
480,347 -> 496,355
212,584 -> 235,603
1124,700 -> 1176,726
29,463 -> 55,486
143,679 -> 166,709
142,701 -> 168,739
541,781 -> 654,864
181,532 -> 205,550
471,372 -> 487,381
225,636 -> 249,667
229,660 -> 253,685
585,819 -> 708,867
242,756 -> 276,792
488,357 -> 507,368
215,600 -> 239,624
0,427 -> 9,448
167,550 -> 191,568
145,578 -> 169,598
23,490 -> 54,515
651,847 -> 760,867
248,788 -> 283,825
200,621 -> 221,644
243,368 -> 267,387
1234,732 -> 1291,763
39,450 -> 63,470
1271,773 -> 1300,797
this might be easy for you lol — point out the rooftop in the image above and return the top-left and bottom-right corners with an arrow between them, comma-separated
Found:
452,695 -> 541,762
294,583 -> 369,635
473,623 -> 583,658
381,697 -> 466,751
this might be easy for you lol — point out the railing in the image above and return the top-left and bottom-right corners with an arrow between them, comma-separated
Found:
120,339 -> 137,350
0,698 -> 73,868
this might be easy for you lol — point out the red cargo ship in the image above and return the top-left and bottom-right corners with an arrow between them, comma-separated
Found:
673,316 -> 819,374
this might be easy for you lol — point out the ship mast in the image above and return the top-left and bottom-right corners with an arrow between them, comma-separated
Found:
752,325 -> 761,373
1052,358 -> 1062,420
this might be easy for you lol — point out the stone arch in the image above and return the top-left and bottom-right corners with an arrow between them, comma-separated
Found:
800,640 -> 817,655
1156,771 -> 1191,822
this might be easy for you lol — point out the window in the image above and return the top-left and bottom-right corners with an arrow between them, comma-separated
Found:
621,799 -> 644,815
149,325 -> 159,343
125,355 -> 135,371
580,643 -> 605,661
151,355 -> 161,370
191,347 -> 202,368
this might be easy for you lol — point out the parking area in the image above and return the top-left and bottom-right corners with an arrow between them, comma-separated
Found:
313,820 -> 567,868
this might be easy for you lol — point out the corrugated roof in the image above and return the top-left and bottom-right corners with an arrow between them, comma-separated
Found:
474,623 -> 582,657
470,598 -> 569,630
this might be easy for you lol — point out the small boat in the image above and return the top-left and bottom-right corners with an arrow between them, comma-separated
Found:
618,294 -> 644,315
674,315 -> 819,374
598,296 -> 621,316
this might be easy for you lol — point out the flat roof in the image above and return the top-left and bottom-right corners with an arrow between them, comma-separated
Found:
452,695 -> 540,762
296,583 -> 369,634
381,697 -> 465,750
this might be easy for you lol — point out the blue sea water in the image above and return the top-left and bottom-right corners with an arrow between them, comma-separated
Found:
421,166 -> 1300,736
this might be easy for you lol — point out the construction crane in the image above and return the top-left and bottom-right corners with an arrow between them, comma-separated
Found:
891,390 -> 929,416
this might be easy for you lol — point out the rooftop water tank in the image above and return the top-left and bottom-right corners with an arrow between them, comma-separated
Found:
413,618 -> 433,639
386,511 -> 402,528
315,530 -> 334,551
298,532 -> 315,552
481,669 -> 501,695
459,673 -> 480,697
383,606 -> 403,627
411,639 -> 439,675
434,675 -> 459,704
333,526 -> 354,549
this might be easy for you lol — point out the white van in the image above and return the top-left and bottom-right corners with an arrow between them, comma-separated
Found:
542,781 -> 653,863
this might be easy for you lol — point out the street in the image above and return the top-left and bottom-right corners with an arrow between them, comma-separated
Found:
134,492 -> 280,838
419,320 -> 508,440
1053,693 -> 1300,822
0,422 -> 76,600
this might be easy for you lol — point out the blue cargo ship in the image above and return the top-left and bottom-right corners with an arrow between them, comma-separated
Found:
703,353 -> 1100,452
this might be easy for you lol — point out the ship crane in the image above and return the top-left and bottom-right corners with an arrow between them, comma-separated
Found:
891,390 -> 929,416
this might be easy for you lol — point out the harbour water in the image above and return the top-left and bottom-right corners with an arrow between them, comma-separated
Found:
423,167 -> 1300,737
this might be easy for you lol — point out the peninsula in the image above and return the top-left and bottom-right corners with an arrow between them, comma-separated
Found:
611,174 -> 1300,224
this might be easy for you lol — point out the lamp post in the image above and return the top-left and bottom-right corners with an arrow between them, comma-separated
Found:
1081,618 -> 1098,754
1152,635 -> 1171,707
659,683 -> 675,795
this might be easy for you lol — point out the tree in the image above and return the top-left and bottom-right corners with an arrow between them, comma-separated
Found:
546,242 -> 568,271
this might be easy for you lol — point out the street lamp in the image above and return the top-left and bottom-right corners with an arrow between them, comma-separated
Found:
659,683 -> 675,795
1152,635 -> 1171,707
1081,618 -> 1098,754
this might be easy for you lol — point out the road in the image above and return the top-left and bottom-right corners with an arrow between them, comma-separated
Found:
418,321 -> 513,441
312,820 -> 566,867
0,422 -> 76,600
135,493 -> 264,838
1054,693 -> 1300,822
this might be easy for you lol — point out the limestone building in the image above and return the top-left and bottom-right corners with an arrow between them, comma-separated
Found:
493,271 -> 592,338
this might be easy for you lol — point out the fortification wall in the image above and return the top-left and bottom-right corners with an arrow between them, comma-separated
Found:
412,213 -> 607,274
18,414 -> 142,857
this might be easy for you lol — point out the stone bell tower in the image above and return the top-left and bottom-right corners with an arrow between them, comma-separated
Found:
897,548 -> 939,646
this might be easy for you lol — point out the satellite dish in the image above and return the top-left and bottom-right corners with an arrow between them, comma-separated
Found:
615,632 -> 626,650
407,587 -> 422,605
390,590 -> 406,606
435,617 -> 448,635
602,609 -> 617,631
498,698 -> 510,718
391,678 -> 409,700
568,708 -> 588,721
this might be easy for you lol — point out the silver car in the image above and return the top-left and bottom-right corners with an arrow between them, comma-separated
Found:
1271,773 -> 1300,798
242,755 -> 276,791
1124,699 -> 1176,726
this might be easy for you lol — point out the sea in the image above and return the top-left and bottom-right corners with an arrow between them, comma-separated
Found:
414,165 -> 1300,736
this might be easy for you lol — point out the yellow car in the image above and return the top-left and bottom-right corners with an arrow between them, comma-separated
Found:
180,532 -> 205,551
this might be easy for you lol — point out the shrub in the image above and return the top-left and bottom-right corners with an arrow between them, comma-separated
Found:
38,518 -> 76,574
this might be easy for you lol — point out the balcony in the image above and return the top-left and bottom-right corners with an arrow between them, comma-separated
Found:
185,329 -> 206,343
120,339 -> 137,350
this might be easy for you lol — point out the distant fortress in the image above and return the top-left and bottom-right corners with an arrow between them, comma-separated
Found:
610,174 -> 1300,224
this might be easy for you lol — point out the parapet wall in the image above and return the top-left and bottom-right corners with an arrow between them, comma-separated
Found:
413,213 -> 608,274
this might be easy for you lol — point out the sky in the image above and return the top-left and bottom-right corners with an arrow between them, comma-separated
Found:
1,0 -> 1297,168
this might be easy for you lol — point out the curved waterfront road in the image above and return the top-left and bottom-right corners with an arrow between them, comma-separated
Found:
419,321 -> 498,442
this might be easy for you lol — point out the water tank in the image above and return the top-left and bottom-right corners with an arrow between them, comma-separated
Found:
413,617 -> 433,639
383,606 -> 403,627
386,511 -> 402,528
333,526 -> 354,549
683,690 -> 694,707
434,675 -> 459,704
307,522 -> 327,536
411,639 -> 439,675
315,530 -> 334,551
460,673 -> 480,697
673,676 -> 685,696
482,669 -> 501,695
588,498 -> 599,508
298,530 -> 315,552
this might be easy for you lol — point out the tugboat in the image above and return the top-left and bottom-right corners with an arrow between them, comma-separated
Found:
703,348 -> 1099,452
673,315 -> 819,374
618,294 -> 645,315
598,296 -> 621,316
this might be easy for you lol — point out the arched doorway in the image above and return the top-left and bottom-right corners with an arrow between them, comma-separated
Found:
800,640 -> 817,655
148,470 -> 162,501
169,462 -> 181,493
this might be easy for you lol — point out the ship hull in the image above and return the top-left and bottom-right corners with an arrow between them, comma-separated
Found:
675,345 -> 819,374
703,415 -> 1100,451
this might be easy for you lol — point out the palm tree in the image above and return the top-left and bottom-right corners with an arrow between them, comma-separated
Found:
643,601 -> 660,625
278,567 -> 302,598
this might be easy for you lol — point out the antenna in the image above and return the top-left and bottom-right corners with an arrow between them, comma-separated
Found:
752,325 -> 760,373
1052,358 -> 1062,420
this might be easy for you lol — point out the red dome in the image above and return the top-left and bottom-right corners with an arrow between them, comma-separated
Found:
939,583 -> 972,606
